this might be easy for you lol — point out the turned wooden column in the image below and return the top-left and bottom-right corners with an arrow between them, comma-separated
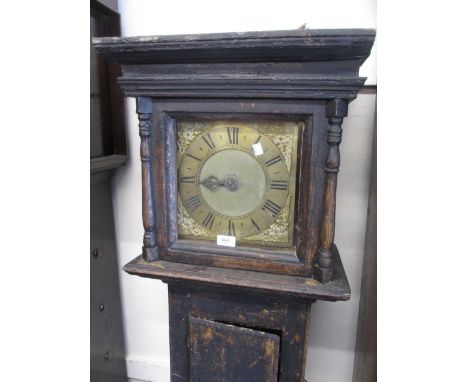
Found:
136,97 -> 158,261
315,99 -> 348,283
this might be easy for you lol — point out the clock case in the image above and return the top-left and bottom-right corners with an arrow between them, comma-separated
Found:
94,29 -> 375,283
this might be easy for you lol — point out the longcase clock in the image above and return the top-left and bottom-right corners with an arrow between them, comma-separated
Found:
94,29 -> 375,382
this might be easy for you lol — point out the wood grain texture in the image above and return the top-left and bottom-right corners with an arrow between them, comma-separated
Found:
93,30 -> 374,100
93,29 -> 376,381
168,286 -> 190,381
168,283 -> 312,381
189,317 -> 280,382
93,31 -> 375,279
134,99 -> 330,277
315,99 -> 348,282
116,77 -> 367,100
124,244 -> 350,302
90,0 -> 126,159
136,97 -> 158,261
90,154 -> 126,174
93,29 -> 375,65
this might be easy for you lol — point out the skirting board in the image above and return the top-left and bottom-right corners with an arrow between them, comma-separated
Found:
91,355 -> 170,382
94,350 -> 354,381
125,357 -> 170,382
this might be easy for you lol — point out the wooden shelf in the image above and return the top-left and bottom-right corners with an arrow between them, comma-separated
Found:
123,244 -> 350,302
90,154 -> 127,174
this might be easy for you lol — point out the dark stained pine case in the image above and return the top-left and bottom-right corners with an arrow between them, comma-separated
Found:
94,29 -> 375,382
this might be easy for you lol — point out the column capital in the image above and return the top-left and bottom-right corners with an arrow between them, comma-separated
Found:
136,97 -> 152,114
326,99 -> 348,118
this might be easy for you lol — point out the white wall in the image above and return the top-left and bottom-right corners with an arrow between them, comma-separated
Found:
111,1 -> 376,381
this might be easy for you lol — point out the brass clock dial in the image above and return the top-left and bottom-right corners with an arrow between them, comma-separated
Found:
177,121 -> 300,246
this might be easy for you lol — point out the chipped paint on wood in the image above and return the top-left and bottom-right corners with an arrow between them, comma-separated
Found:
167,284 -> 311,381
189,317 -> 280,381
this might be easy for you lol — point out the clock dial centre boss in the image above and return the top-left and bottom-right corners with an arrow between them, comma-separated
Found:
177,121 -> 302,246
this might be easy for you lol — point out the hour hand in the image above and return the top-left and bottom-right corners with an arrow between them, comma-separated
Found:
201,175 -> 239,192
200,175 -> 222,191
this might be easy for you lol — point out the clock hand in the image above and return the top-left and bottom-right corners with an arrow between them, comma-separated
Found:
223,175 -> 240,192
200,175 -> 239,192
200,175 -> 222,191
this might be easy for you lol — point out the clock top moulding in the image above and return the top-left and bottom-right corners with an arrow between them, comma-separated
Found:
93,29 -> 375,301
93,29 -> 375,100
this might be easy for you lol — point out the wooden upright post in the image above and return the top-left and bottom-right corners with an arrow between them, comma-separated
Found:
136,97 -> 158,261
315,99 -> 348,283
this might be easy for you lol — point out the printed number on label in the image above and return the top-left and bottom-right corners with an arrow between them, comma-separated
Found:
216,235 -> 236,247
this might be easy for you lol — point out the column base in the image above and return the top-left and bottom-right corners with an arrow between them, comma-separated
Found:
314,263 -> 333,283
142,246 -> 159,262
